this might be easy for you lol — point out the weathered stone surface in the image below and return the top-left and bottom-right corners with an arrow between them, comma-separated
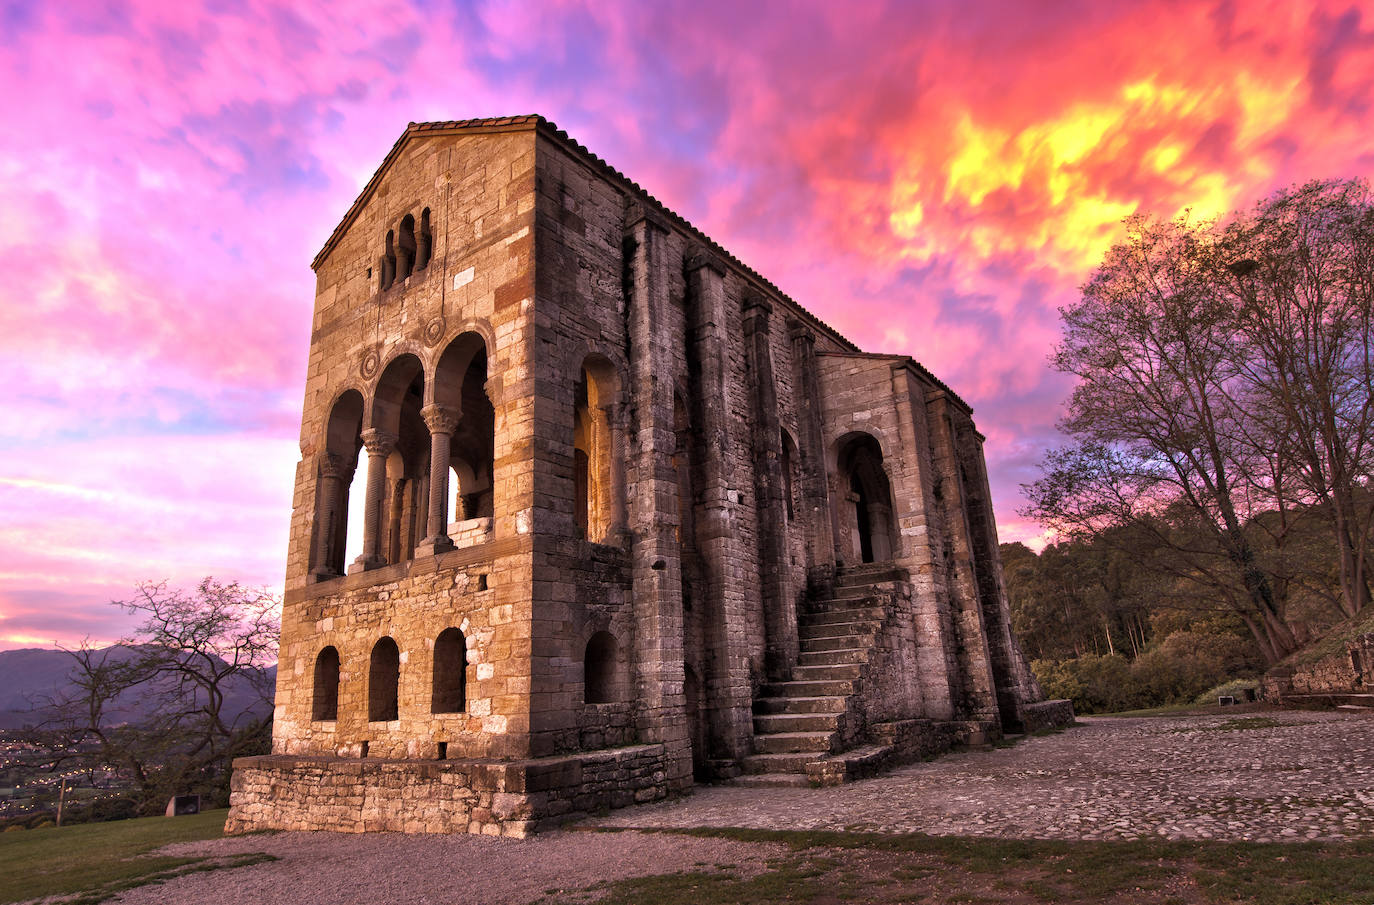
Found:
229,116 -> 1064,836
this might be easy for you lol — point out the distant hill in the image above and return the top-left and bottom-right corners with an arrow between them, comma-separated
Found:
0,646 -> 275,731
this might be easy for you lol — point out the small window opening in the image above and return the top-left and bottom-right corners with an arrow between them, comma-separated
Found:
436,741 -> 448,760
476,573 -> 488,591
431,628 -> 467,713
584,631 -> 619,704
312,646 -> 340,721
369,636 -> 400,722
359,741 -> 369,758
367,266 -> 373,280
417,208 -> 432,270
397,214 -> 417,281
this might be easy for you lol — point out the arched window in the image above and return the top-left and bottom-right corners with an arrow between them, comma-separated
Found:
584,631 -> 620,704
312,646 -> 340,721
368,637 -> 400,722
431,628 -> 467,713
574,356 -> 620,543
358,354 -> 425,569
312,390 -> 363,581
433,334 -> 494,529
397,214 -> 416,281
416,208 -> 432,271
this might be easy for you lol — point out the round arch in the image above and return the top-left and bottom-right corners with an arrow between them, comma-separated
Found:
834,431 -> 899,564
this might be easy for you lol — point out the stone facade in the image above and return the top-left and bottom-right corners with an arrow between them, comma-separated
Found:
227,116 -> 1071,837
1262,632 -> 1374,709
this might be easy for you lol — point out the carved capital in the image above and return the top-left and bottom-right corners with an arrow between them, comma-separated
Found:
421,403 -> 462,436
360,428 -> 399,457
318,452 -> 353,481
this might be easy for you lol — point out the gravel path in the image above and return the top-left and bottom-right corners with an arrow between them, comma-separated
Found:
595,709 -> 1374,842
101,709 -> 1374,904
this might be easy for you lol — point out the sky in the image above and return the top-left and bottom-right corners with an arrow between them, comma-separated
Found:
2,0 -> 1374,650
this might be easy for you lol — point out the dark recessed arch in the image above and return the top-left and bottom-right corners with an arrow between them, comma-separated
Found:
368,637 -> 400,722
312,646 -> 340,721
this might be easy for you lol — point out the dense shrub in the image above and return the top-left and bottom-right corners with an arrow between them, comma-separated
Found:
1033,630 -> 1263,713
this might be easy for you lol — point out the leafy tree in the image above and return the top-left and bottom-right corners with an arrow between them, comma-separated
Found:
1223,180 -> 1374,619
44,579 -> 278,816
1023,181 -> 1374,662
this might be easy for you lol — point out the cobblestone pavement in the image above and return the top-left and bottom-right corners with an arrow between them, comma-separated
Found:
592,710 -> 1374,842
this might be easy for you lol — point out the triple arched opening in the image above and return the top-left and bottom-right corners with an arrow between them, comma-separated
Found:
310,332 -> 494,580
380,208 -> 433,291
310,630 -> 469,724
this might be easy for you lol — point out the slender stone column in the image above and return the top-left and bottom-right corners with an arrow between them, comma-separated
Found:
311,453 -> 352,581
603,402 -> 629,543
416,404 -> 461,558
349,428 -> 398,574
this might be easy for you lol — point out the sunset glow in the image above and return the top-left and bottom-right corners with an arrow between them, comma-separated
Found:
3,0 -> 1374,648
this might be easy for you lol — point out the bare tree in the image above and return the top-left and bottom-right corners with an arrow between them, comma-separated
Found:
1024,214 -> 1300,662
44,579 -> 279,815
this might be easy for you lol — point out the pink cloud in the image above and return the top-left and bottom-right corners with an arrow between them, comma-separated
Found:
5,0 -> 1374,645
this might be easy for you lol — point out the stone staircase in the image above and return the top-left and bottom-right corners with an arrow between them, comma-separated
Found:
740,563 -> 905,784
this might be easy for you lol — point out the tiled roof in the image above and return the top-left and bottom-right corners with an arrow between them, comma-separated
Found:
312,115 -> 971,407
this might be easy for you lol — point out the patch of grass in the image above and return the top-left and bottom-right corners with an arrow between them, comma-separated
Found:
0,808 -> 270,904
553,828 -> 1374,905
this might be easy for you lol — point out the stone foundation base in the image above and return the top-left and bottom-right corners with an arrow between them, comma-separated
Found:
225,743 -> 668,838
1022,699 -> 1076,733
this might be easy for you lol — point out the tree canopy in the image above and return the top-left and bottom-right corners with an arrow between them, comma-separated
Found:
1024,179 -> 1374,665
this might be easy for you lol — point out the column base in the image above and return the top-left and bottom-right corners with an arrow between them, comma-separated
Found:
414,536 -> 455,559
310,568 -> 341,584
347,555 -> 387,575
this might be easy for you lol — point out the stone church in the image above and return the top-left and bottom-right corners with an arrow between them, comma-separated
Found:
227,116 -> 1071,837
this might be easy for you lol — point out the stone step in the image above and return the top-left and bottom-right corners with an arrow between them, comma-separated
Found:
798,648 -> 868,667
761,678 -> 857,698
792,663 -> 863,681
834,565 -> 907,586
740,751 -> 814,775
804,607 -> 886,626
752,731 -> 836,754
800,633 -> 875,652
732,772 -> 812,788
798,621 -> 879,642
754,712 -> 841,734
753,695 -> 848,715
827,586 -> 887,601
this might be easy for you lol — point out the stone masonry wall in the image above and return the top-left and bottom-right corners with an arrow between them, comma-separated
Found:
227,743 -> 668,838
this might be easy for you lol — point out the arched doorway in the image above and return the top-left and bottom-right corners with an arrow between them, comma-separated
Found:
835,433 -> 899,564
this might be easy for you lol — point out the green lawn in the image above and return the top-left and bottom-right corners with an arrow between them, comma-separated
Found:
544,828 -> 1374,905
0,809 -> 271,904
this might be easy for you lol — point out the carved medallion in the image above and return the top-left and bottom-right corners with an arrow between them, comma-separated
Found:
360,348 -> 380,379
423,316 -> 447,347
